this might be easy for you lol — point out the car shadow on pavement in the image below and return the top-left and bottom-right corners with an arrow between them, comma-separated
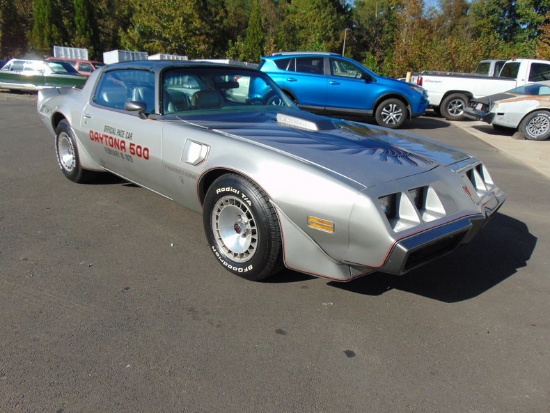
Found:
327,213 -> 536,302
335,110 -> 450,131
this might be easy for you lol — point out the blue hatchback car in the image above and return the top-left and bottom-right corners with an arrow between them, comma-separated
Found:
259,52 -> 429,129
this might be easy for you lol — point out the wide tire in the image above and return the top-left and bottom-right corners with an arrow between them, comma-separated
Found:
203,174 -> 283,281
519,110 -> 550,141
374,98 -> 407,129
55,120 -> 94,183
440,93 -> 468,121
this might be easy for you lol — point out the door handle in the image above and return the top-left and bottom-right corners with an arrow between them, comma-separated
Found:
329,81 -> 340,85
83,113 -> 92,119
287,78 -> 297,82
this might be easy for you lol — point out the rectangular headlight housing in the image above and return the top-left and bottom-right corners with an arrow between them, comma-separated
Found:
378,194 -> 397,219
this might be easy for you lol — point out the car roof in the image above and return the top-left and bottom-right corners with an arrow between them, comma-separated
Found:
103,60 -> 262,72
268,51 -> 341,57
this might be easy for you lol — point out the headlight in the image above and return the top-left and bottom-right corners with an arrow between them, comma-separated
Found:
409,84 -> 426,95
379,194 -> 397,219
408,187 -> 425,209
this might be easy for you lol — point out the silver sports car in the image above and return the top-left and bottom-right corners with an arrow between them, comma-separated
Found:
37,61 -> 505,281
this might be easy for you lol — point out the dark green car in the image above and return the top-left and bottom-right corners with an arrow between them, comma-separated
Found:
0,59 -> 87,92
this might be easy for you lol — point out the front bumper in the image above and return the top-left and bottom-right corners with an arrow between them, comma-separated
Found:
378,188 -> 505,275
464,107 -> 495,124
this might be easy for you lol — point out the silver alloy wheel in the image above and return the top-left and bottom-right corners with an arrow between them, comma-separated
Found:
57,131 -> 76,173
447,98 -> 465,117
525,114 -> 550,138
380,103 -> 403,125
212,195 -> 258,263
266,95 -> 285,106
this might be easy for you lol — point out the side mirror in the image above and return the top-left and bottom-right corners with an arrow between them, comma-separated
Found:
361,73 -> 373,82
126,101 -> 149,119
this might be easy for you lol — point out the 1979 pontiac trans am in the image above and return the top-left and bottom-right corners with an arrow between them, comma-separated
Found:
37,61 -> 506,282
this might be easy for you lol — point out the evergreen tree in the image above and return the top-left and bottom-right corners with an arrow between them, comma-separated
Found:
31,0 -> 63,54
73,0 -> 99,57
242,0 -> 264,62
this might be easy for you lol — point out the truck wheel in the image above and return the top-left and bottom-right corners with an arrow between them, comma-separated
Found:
203,173 -> 284,281
55,120 -> 94,183
440,93 -> 468,121
519,111 -> 550,141
375,98 -> 407,129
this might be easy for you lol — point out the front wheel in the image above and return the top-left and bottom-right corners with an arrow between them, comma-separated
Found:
374,98 -> 407,129
440,93 -> 468,121
519,111 -> 550,141
203,174 -> 283,281
55,120 -> 94,183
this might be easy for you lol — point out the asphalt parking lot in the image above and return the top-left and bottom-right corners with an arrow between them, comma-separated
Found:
1,91 -> 549,412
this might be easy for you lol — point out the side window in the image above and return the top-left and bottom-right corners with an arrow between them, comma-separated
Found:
10,61 -> 25,71
295,57 -> 324,74
499,62 -> 519,78
79,62 -> 93,73
528,63 -> 550,81
330,59 -> 362,78
274,58 -> 293,71
94,69 -> 155,111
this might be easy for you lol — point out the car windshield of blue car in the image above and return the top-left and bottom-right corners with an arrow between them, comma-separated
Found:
162,67 -> 294,115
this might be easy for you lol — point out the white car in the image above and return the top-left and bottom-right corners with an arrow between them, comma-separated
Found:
464,81 -> 550,141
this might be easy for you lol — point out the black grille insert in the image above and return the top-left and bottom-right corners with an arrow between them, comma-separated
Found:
404,230 -> 468,271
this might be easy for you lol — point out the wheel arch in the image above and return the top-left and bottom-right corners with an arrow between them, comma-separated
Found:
520,108 -> 550,125
51,111 -> 68,132
280,88 -> 298,103
198,168 -> 269,208
441,90 -> 473,102
373,94 -> 411,118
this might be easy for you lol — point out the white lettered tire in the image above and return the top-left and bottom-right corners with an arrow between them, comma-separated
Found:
203,174 -> 283,281
519,110 -> 550,141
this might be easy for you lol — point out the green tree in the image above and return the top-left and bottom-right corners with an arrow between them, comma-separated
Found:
276,0 -> 349,52
73,0 -> 99,57
120,0 -> 214,58
31,0 -> 64,54
242,0 -> 264,61
0,0 -> 32,58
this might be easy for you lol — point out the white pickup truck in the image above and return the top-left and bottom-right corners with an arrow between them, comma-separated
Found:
410,58 -> 550,120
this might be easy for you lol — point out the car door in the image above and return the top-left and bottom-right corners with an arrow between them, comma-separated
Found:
81,68 -> 171,196
325,57 -> 378,115
277,57 -> 328,110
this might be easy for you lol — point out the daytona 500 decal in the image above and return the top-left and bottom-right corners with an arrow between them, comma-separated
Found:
89,127 -> 149,161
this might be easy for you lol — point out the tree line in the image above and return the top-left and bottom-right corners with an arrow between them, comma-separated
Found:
1,0 -> 549,78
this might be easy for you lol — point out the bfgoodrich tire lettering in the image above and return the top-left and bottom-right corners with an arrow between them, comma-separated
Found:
55,119 -> 93,183
203,174 -> 283,281
519,110 -> 550,141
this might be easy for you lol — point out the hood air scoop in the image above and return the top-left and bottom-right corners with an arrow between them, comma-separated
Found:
276,113 -> 335,131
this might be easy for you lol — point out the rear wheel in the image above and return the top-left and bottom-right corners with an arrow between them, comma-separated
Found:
203,174 -> 283,281
374,98 -> 407,129
55,120 -> 94,183
265,93 -> 285,106
440,93 -> 468,121
519,110 -> 550,141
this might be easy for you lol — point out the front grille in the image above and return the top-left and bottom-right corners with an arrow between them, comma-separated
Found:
404,230 -> 467,271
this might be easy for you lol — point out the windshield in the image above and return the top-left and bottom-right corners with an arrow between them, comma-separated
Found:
161,67 -> 295,115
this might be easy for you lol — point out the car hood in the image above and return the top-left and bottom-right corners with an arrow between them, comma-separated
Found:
178,110 -> 470,187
